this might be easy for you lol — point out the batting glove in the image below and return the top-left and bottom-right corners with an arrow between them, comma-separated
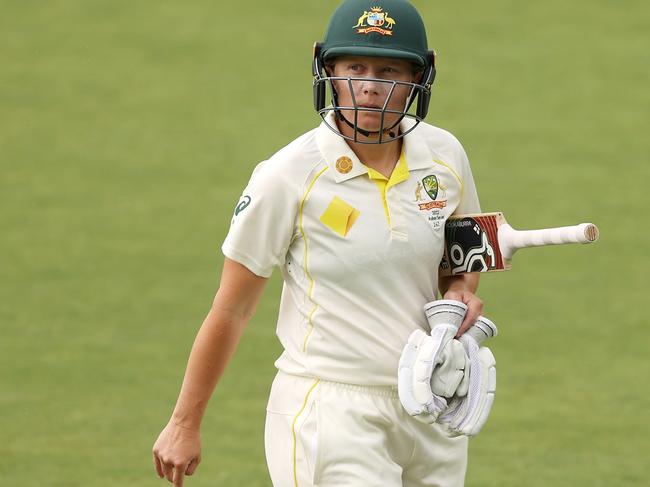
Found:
439,316 -> 498,437
398,300 -> 468,423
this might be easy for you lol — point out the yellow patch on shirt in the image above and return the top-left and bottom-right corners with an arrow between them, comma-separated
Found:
319,196 -> 360,237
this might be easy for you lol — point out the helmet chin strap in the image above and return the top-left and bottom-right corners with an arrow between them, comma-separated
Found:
328,78 -> 409,142
335,109 -> 401,140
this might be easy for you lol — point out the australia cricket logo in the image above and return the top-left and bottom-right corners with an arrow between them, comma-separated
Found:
418,174 -> 447,211
422,175 -> 439,200
354,7 -> 396,36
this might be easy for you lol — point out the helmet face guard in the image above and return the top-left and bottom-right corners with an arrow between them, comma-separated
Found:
312,42 -> 436,144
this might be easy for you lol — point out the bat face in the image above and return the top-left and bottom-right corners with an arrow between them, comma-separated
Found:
439,212 -> 509,276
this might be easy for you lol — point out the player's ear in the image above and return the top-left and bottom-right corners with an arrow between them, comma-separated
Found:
324,60 -> 336,77
411,65 -> 425,83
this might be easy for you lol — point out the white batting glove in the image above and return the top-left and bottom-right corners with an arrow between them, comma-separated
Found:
439,317 -> 497,437
431,339 -> 469,397
398,300 -> 468,423
398,329 -> 449,422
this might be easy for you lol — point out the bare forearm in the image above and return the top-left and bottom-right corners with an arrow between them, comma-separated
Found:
152,260 -> 266,485
165,259 -> 266,431
438,273 -> 480,296
438,273 -> 482,335
170,305 -> 246,430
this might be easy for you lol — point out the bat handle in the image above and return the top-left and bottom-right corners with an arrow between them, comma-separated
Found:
498,222 -> 599,260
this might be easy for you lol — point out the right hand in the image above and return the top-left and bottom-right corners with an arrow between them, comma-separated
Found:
152,421 -> 202,486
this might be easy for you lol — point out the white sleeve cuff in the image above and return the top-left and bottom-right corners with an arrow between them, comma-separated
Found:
221,243 -> 274,278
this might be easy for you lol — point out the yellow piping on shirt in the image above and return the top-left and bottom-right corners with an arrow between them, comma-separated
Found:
432,158 -> 464,201
299,165 -> 329,352
291,378 -> 320,487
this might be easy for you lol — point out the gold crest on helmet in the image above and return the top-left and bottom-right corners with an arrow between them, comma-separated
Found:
353,7 -> 396,36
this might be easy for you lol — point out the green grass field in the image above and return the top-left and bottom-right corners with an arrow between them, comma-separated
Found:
2,1 -> 649,485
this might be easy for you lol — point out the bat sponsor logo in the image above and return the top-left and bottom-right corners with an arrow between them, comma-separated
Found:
445,217 -> 497,274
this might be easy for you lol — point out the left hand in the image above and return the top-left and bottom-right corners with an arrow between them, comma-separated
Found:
442,289 -> 483,338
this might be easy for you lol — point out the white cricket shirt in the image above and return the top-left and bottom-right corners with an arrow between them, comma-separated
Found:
222,112 -> 481,386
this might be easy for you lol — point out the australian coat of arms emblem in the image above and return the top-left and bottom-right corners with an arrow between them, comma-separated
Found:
354,7 -> 396,36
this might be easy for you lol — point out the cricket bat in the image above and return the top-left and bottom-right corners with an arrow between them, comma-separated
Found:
439,212 -> 599,276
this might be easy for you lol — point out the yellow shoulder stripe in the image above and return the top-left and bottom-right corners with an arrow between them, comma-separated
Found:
432,158 -> 464,200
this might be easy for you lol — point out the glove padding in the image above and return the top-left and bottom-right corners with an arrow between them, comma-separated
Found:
439,329 -> 496,437
398,326 -> 467,423
431,339 -> 470,397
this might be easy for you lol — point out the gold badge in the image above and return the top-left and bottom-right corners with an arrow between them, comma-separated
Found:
354,7 -> 395,36
336,156 -> 353,174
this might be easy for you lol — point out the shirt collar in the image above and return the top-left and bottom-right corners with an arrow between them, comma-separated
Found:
315,111 -> 433,183
367,153 -> 410,189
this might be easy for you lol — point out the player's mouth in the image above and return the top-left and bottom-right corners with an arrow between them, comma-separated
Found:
357,103 -> 383,110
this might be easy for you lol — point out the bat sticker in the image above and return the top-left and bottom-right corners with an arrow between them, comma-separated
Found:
444,217 -> 497,274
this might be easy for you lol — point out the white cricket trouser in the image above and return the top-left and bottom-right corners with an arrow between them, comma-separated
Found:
264,371 -> 468,487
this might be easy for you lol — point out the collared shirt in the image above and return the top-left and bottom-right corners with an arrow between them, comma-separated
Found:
222,113 -> 481,386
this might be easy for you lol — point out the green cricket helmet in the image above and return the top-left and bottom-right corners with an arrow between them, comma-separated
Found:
313,0 -> 436,144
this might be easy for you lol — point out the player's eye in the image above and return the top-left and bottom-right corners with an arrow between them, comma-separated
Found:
383,65 -> 405,76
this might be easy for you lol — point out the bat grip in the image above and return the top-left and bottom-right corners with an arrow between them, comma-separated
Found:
498,223 -> 599,260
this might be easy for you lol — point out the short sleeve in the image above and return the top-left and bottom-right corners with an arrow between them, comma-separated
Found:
221,160 -> 298,278
454,142 -> 481,215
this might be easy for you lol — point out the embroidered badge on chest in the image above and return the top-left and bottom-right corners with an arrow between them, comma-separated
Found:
413,174 -> 449,231
416,174 -> 448,211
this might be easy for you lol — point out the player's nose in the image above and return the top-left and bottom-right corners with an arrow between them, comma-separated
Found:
359,78 -> 385,96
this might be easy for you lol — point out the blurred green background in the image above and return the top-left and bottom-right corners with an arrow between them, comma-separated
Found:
2,0 -> 649,485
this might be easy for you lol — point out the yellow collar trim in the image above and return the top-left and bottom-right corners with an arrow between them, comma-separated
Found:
365,152 -> 410,189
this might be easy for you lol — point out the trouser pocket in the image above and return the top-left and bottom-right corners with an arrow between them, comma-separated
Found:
265,373 -> 321,487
